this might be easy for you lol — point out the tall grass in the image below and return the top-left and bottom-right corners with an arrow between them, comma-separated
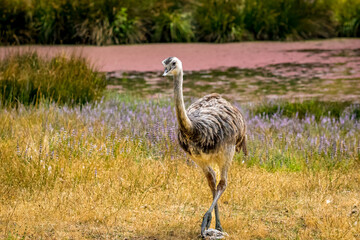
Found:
0,95 -> 359,238
0,0 -> 358,44
1,96 -> 359,191
0,52 -> 106,106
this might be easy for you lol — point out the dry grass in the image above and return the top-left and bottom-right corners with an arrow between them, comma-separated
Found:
0,97 -> 359,239
1,156 -> 360,239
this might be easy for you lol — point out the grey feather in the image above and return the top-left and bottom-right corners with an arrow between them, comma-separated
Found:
178,93 -> 247,157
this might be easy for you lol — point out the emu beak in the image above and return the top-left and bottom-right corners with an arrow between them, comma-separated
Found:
162,58 -> 170,76
163,68 -> 169,77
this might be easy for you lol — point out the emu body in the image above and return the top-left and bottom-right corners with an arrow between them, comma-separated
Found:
162,57 -> 247,237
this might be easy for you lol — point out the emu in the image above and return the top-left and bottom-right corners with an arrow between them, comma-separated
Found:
162,57 -> 247,237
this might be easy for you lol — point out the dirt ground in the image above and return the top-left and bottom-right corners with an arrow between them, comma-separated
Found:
1,38 -> 359,73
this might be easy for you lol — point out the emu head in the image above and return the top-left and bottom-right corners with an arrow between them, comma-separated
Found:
162,57 -> 182,76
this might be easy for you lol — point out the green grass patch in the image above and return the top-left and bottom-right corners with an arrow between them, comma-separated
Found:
0,52 -> 106,107
251,100 -> 360,120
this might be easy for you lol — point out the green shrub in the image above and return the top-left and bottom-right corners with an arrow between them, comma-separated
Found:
0,52 -> 106,106
149,0 -> 195,42
32,0 -> 78,44
0,0 -> 146,45
243,0 -> 336,40
73,6 -> 146,45
0,0 -> 34,44
0,0 -> 358,44
194,0 -> 244,42
152,11 -> 194,42
335,0 -> 360,37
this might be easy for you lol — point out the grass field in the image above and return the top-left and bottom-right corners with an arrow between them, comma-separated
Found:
2,161 -> 360,239
1,53 -> 360,239
1,96 -> 360,239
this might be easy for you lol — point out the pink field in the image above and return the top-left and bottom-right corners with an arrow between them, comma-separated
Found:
1,38 -> 359,73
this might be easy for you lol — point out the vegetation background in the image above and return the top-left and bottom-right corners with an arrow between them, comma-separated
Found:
1,0 -> 360,45
1,0 -> 360,239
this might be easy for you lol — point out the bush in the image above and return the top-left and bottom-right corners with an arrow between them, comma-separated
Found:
0,0 -> 146,45
0,0 -> 357,44
194,0 -> 244,42
32,0 -> 79,44
335,0 -> 360,37
0,52 -> 106,106
73,5 -> 146,45
0,0 -> 34,44
243,0 -> 336,40
152,11 -> 194,42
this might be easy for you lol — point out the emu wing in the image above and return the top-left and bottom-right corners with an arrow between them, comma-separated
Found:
177,93 -> 247,156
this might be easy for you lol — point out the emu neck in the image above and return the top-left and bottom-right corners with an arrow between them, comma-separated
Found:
173,71 -> 192,133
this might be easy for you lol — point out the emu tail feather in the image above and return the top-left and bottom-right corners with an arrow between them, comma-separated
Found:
236,136 -> 248,156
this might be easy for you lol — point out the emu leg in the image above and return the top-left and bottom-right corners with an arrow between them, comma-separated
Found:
203,167 -> 223,231
201,170 -> 228,237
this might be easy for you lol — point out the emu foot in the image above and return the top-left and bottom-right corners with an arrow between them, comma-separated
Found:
202,228 -> 229,239
201,212 -> 212,237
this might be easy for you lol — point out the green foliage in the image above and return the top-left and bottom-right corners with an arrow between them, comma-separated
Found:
243,0 -> 335,40
0,0 -> 34,44
0,0 -> 146,45
74,5 -> 146,45
335,0 -> 360,37
149,0 -> 195,42
251,100 -> 360,120
194,0 -> 244,42
0,0 -> 358,44
152,11 -> 194,42
0,52 -> 106,106
32,0 -> 79,44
